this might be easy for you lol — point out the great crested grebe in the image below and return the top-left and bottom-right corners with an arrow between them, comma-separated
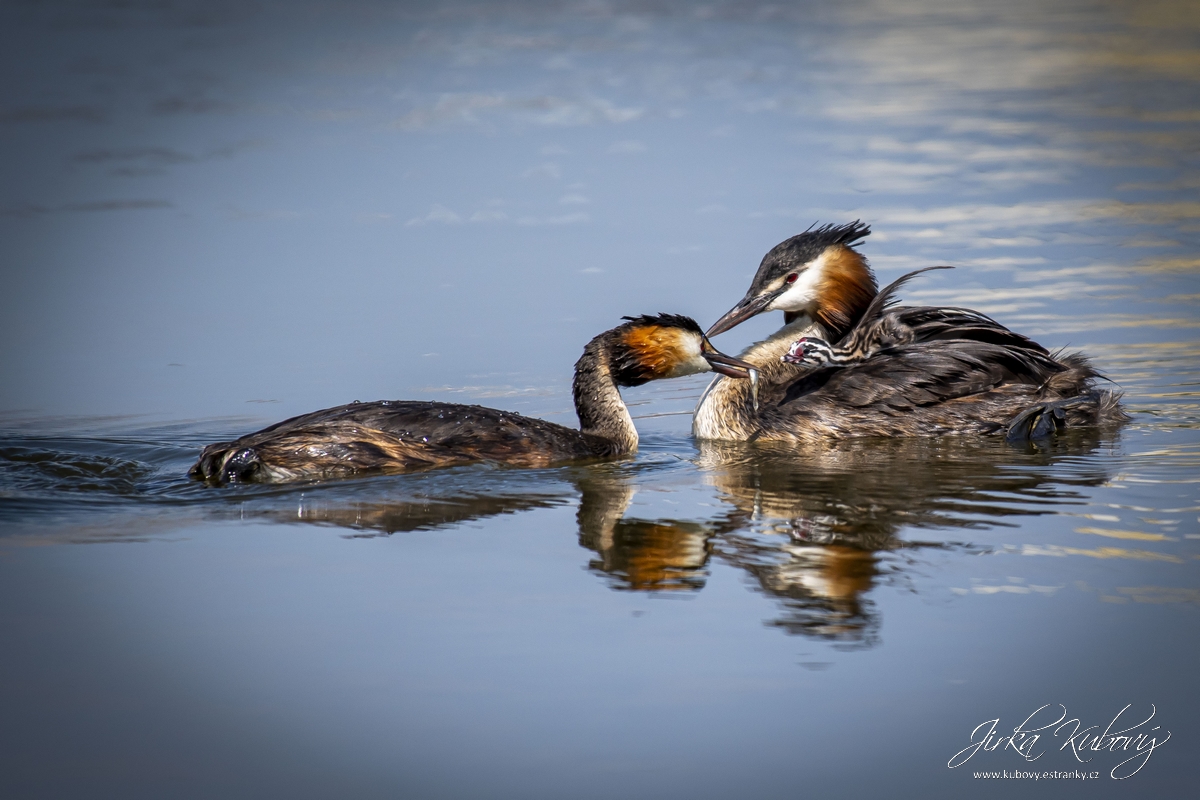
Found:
693,223 -> 1125,442
191,314 -> 754,485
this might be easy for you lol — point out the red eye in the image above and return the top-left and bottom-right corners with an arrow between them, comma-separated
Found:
785,273 -> 798,284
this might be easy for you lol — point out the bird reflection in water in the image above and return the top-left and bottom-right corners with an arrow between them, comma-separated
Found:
575,467 -> 712,591
187,463 -> 579,538
223,432 -> 1115,647
574,461 -> 884,640
572,459 -> 893,643
283,487 -> 568,539
693,433 -> 1115,644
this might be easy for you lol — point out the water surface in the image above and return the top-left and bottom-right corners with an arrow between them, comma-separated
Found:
1,1 -> 1198,798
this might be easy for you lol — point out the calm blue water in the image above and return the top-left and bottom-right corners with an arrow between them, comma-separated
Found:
2,2 -> 1198,798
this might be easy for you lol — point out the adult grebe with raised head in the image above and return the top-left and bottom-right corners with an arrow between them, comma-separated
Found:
694,225 -> 1124,442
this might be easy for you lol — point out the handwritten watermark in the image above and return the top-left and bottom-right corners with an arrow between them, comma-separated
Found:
947,704 -> 1171,780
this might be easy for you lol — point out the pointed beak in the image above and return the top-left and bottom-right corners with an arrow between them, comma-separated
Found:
701,338 -> 755,379
705,287 -> 784,337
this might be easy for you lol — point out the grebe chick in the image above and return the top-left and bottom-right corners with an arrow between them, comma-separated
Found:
191,314 -> 754,485
695,230 -> 1125,442
781,265 -> 1043,369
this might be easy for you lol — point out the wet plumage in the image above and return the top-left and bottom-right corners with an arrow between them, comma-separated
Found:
696,225 -> 1126,442
781,266 -> 1046,368
191,314 -> 753,485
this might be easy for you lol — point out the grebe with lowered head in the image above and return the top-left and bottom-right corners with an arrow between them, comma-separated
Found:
191,314 -> 754,485
694,224 -> 1125,442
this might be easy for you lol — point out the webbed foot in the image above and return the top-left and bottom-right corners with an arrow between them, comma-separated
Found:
1005,400 -> 1069,442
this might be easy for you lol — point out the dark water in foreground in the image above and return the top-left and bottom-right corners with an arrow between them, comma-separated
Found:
2,1 -> 1199,797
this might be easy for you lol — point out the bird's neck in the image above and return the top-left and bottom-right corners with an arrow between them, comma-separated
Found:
693,318 -> 825,440
573,337 -> 639,455
797,245 -> 878,342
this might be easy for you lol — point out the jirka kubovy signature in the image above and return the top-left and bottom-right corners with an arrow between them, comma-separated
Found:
947,704 -> 1171,779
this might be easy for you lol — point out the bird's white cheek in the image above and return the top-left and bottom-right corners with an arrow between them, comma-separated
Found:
667,347 -> 712,378
768,277 -> 818,313
767,253 -> 827,313
659,336 -> 707,378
